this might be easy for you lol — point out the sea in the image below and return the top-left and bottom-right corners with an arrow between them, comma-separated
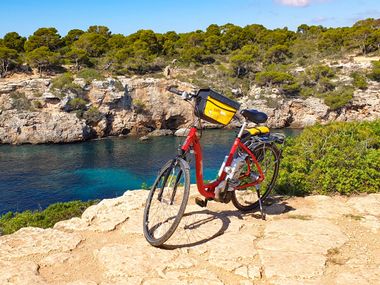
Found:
0,129 -> 300,215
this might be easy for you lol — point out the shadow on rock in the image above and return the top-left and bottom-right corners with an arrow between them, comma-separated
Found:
162,209 -> 230,250
162,197 -> 296,249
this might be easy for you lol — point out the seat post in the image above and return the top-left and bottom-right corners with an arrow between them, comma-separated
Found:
237,121 -> 247,138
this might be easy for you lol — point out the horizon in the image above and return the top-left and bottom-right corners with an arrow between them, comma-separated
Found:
0,0 -> 379,38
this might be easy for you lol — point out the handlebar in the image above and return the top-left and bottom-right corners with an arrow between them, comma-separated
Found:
167,86 -> 196,100
167,86 -> 183,96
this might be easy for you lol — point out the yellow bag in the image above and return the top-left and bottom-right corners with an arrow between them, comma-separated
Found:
195,89 -> 240,125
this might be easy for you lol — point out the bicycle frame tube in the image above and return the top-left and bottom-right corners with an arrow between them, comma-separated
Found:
181,127 -> 265,199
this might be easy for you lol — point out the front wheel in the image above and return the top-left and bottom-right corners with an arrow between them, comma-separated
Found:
143,158 -> 190,247
232,142 -> 280,212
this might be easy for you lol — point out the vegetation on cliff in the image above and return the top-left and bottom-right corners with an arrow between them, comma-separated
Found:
277,120 -> 380,196
0,200 -> 98,235
1,20 -> 379,75
0,19 -> 379,111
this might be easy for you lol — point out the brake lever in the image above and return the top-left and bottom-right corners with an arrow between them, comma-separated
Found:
181,91 -> 188,100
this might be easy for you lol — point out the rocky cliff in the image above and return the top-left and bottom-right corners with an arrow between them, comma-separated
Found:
0,62 -> 379,144
0,187 -> 379,285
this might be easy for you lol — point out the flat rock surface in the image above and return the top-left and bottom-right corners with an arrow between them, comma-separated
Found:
0,189 -> 379,285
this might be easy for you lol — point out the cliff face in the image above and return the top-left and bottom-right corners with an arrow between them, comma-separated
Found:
0,71 -> 379,144
0,77 -> 194,144
0,188 -> 379,284
241,81 -> 380,129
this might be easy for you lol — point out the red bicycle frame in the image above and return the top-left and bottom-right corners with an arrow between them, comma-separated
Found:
181,125 -> 265,199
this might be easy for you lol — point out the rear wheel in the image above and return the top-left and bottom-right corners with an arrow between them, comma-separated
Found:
232,142 -> 280,211
143,158 -> 190,247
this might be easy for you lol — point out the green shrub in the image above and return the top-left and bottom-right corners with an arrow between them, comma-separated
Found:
113,80 -> 124,91
51,72 -> 73,89
367,60 -> 380,82
307,65 -> 335,81
255,71 -> 295,87
282,82 -> 301,96
82,106 -> 104,124
351,72 -> 368,90
51,72 -> 82,94
68,97 -> 87,111
133,99 -> 146,113
0,200 -> 98,235
77,68 -> 105,83
323,86 -> 354,110
300,87 -> 315,98
317,77 -> 336,92
141,182 -> 150,190
32,100 -> 43,109
10,91 -> 31,110
277,120 -> 380,196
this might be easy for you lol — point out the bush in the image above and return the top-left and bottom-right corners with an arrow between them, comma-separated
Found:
351,72 -> 368,90
282,82 -> 301,96
308,65 -> 335,81
367,60 -> 380,82
77,68 -> 105,83
317,77 -> 336,93
277,120 -> 380,196
51,72 -> 82,93
32,100 -> 43,109
302,65 -> 335,87
67,97 -> 87,111
300,87 -> 315,98
82,106 -> 104,124
0,200 -> 98,235
133,99 -> 146,113
113,80 -> 124,91
255,71 -> 295,87
51,72 -> 73,89
323,86 -> 354,110
10,91 -> 31,110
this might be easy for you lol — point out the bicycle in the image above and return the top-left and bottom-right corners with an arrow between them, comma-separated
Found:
143,87 -> 284,247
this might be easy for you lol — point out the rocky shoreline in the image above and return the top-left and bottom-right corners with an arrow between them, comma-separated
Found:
0,70 -> 379,145
0,187 -> 379,284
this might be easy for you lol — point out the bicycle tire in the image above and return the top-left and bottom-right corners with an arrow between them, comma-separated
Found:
232,142 -> 280,212
143,157 -> 190,247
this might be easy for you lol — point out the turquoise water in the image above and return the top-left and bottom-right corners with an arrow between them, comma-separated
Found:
0,129 -> 300,214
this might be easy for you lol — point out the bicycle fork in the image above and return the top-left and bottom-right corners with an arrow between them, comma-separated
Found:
157,160 -> 182,206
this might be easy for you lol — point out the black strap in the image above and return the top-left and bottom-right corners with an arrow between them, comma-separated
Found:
206,98 -> 236,113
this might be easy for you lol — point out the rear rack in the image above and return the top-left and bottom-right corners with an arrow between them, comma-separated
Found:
269,133 -> 286,144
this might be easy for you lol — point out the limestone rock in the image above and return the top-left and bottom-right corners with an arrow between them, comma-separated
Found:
174,128 -> 190,136
0,260 -> 47,285
55,190 -> 146,233
0,227 -> 83,260
94,242 -> 176,281
257,219 -> 348,284
0,110 -> 90,144
0,191 -> 379,285
147,129 -> 173,137
347,194 -> 380,216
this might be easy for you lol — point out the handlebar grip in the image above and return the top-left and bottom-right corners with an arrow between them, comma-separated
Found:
167,86 -> 183,96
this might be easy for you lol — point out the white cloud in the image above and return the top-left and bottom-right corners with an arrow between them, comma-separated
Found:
276,0 -> 311,7
275,0 -> 331,7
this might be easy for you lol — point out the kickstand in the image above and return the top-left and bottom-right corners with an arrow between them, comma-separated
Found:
256,185 -> 266,220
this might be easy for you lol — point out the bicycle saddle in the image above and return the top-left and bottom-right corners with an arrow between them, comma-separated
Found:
241,109 -> 268,124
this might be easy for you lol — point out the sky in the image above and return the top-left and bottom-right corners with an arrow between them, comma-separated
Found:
0,0 -> 379,37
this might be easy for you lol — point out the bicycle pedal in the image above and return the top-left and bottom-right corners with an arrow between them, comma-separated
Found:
195,197 -> 207,208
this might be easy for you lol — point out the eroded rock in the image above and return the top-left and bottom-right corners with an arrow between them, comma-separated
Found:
0,227 -> 83,260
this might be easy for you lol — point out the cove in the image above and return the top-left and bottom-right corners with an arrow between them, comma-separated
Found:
0,129 -> 300,214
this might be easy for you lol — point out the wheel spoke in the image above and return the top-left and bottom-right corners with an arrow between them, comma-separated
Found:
233,143 -> 280,211
143,159 -> 190,246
